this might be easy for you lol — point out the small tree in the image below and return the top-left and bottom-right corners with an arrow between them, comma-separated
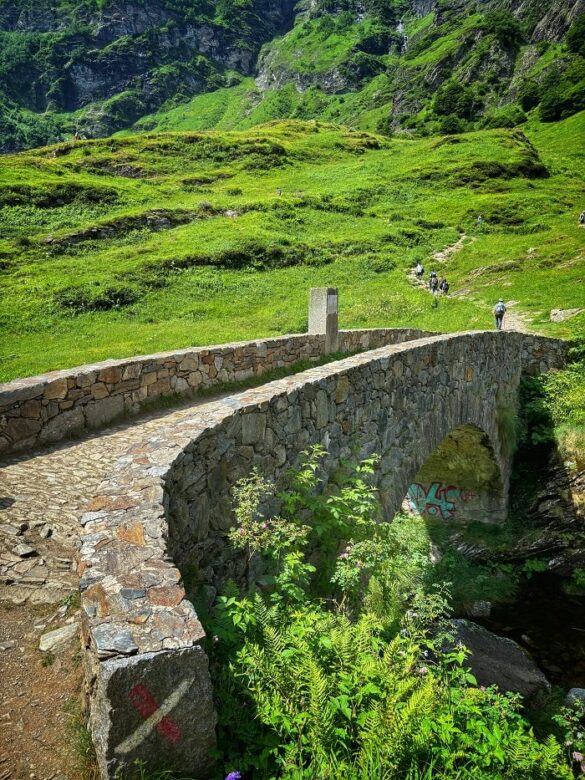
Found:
567,14 -> 585,57
482,11 -> 525,49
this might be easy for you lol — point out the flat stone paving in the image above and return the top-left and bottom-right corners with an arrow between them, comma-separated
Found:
0,393 -> 227,780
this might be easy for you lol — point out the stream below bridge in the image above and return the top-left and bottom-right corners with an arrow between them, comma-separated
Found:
476,572 -> 585,689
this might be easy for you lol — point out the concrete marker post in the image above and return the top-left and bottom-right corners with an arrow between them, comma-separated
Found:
309,287 -> 339,355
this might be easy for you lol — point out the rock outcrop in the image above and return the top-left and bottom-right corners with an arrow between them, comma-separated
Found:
450,619 -> 550,700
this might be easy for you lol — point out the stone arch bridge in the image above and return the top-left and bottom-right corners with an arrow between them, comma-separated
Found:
0,328 -> 566,778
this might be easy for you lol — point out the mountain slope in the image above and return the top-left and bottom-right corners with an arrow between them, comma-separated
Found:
0,111 -> 583,380
137,0 -> 585,136
0,0 -> 296,149
1,0 -> 584,150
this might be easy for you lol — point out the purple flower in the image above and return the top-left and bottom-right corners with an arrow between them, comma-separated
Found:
225,773 -> 242,780
573,752 -> 584,763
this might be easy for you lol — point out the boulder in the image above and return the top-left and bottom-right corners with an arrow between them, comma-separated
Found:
449,619 -> 550,700
550,308 -> 584,323
566,688 -> 585,708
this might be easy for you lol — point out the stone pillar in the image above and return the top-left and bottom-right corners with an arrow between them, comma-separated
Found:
309,288 -> 339,354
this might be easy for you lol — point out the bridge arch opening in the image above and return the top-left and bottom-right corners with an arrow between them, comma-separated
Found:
402,424 -> 506,526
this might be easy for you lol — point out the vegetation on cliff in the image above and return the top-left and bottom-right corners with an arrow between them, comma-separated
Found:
0,1 -> 584,149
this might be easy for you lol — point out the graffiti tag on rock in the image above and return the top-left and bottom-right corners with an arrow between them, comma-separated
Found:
407,482 -> 474,521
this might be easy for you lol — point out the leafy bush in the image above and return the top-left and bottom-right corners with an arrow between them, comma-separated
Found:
539,59 -> 585,121
434,81 -> 478,120
199,448 -> 579,779
567,14 -> 585,58
518,79 -> 540,111
481,104 -> 527,129
438,114 -> 464,135
481,11 -> 525,49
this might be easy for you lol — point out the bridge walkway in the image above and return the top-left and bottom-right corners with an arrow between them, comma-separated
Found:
0,389 -> 233,780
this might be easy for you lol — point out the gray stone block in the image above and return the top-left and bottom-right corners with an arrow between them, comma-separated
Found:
85,395 -> 125,429
90,647 -> 216,780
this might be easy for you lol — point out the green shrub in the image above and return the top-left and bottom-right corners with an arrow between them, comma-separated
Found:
439,114 -> 464,135
518,80 -> 540,111
481,11 -> 525,49
199,449 -> 579,779
434,81 -> 477,120
567,14 -> 585,57
482,104 -> 527,129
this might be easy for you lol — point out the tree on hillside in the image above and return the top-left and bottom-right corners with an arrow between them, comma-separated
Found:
433,80 -> 478,120
481,11 -> 525,49
567,14 -> 585,58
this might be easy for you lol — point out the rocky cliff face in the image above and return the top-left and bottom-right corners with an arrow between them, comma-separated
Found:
253,0 -> 584,132
0,0 -> 583,149
0,0 -> 296,147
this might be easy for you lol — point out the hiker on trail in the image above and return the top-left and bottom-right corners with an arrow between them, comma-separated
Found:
477,215 -> 483,227
494,299 -> 507,330
579,210 -> 585,226
429,271 -> 439,295
440,278 -> 450,295
415,262 -> 424,279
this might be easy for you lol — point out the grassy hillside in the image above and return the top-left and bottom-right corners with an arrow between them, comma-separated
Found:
0,112 -> 583,382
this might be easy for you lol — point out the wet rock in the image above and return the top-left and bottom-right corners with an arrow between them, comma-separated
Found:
449,619 -> 550,701
566,688 -> 585,708
468,600 -> 492,618
39,624 -> 79,653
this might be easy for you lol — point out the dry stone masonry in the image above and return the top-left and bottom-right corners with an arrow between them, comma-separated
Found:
76,329 -> 566,779
0,329 -> 430,456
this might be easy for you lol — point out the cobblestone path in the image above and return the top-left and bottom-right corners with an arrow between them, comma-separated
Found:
0,394 -> 226,780
0,394 -> 228,605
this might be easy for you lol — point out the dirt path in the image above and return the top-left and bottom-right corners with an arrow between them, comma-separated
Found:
0,392 -> 232,779
501,300 -> 532,333
409,236 -> 536,334
431,233 -> 473,264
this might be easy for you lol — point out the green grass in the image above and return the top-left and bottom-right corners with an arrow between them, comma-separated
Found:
0,113 -> 584,382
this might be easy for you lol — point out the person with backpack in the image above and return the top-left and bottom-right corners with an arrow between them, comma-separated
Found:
493,299 -> 506,330
440,278 -> 450,295
429,271 -> 439,295
415,262 -> 424,279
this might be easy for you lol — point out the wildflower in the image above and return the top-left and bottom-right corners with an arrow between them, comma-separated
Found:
573,752 -> 584,762
262,522 -> 269,529
225,772 -> 242,780
238,527 -> 245,534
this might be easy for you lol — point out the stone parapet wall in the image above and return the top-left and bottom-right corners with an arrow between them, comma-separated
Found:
0,328 -> 431,456
78,331 -> 566,778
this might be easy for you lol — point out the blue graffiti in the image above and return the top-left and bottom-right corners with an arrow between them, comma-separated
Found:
407,482 -> 462,521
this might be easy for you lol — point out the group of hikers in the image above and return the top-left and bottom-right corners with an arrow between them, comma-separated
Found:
414,261 -> 508,330
414,263 -> 450,295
